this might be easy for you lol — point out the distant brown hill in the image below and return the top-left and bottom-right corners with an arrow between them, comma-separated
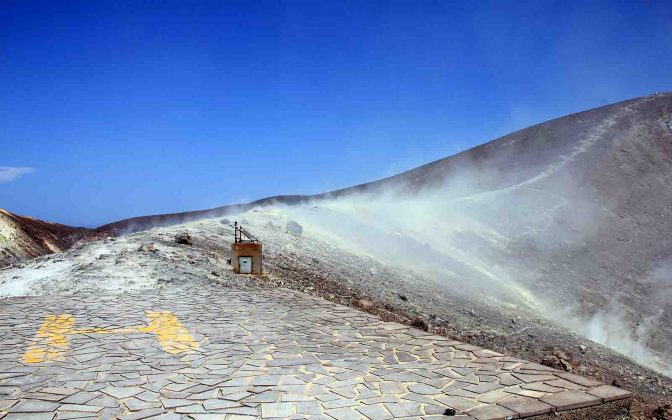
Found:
0,209 -> 90,268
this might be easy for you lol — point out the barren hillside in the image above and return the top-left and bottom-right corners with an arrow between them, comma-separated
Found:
93,93 -> 672,374
0,209 -> 89,268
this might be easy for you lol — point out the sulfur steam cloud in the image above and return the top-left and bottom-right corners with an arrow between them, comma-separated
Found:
239,164 -> 671,377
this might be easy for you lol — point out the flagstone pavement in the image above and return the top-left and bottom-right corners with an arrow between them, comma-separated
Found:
0,286 -> 632,419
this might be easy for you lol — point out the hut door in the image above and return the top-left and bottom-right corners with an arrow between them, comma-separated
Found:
239,257 -> 253,274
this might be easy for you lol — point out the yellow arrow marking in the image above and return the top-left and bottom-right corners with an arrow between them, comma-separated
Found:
23,311 -> 198,363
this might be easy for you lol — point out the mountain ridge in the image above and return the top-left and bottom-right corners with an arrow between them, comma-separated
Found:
96,93 -> 670,234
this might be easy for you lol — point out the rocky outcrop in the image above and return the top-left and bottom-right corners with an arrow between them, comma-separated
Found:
175,232 -> 193,245
285,220 -> 303,237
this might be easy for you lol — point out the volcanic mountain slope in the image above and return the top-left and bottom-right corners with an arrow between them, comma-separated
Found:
0,209 -> 89,268
96,93 -> 672,369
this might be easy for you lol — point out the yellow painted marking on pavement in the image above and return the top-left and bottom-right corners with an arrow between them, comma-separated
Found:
139,311 -> 199,354
23,311 -> 198,363
23,314 -> 75,364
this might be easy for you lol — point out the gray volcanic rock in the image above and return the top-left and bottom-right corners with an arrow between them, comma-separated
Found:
285,220 -> 303,237
174,232 -> 192,245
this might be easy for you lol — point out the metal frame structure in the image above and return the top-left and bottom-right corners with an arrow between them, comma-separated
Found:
234,221 -> 259,244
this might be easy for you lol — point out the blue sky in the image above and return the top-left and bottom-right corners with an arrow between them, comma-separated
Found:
1,1 -> 671,226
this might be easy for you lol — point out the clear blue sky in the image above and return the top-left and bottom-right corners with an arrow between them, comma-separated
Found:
1,1 -> 670,226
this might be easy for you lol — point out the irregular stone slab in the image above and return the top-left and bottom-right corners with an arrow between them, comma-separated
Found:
243,390 -> 279,403
586,385 -> 633,402
39,387 -> 80,396
540,389 -> 602,410
512,373 -> 557,383
295,400 -> 322,415
497,395 -> 554,416
467,404 -> 518,419
556,372 -> 603,387
57,403 -> 105,413
435,395 -> 481,411
8,399 -> 60,413
260,401 -> 294,417
174,403 -> 207,413
160,398 -> 194,409
326,406 -> 363,420
119,407 -> 165,419
60,391 -> 99,404
407,383 -> 440,395
100,386 -> 143,399
4,413 -> 55,420
384,401 -> 423,417
202,399 -> 241,410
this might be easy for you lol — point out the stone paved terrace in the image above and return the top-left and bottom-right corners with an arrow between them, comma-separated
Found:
0,286 -> 632,419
